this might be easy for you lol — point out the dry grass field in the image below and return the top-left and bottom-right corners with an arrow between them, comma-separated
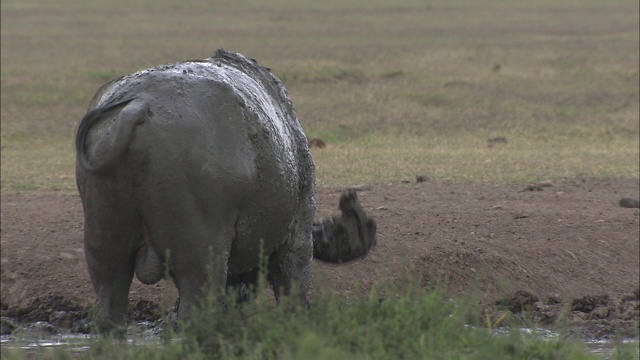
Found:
1,0 -> 638,190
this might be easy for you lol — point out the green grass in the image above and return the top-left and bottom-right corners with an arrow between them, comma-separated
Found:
1,0 -> 638,192
6,275 -> 633,360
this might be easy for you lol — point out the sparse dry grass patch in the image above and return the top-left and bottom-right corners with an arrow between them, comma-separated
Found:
1,0 -> 638,193
1,133 -> 76,193
311,128 -> 640,186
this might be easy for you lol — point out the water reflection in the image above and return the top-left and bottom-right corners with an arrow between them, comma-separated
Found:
1,321 -> 162,356
2,333 -> 93,354
584,339 -> 639,360
1,325 -> 637,359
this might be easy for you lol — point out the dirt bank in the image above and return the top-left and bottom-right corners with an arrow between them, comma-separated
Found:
1,179 -> 638,340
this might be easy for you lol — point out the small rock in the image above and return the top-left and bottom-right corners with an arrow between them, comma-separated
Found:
416,174 -> 429,183
536,180 -> 554,187
619,197 -> 639,208
518,185 -> 543,193
307,138 -> 326,149
487,137 -> 507,144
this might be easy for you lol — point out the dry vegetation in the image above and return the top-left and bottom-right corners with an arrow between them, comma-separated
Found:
1,0 -> 638,190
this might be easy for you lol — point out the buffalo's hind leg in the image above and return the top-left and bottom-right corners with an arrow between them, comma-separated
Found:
82,193 -> 141,335
160,220 -> 235,321
267,206 -> 314,307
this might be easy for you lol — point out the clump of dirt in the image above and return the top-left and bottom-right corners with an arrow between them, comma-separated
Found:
571,295 -> 610,313
1,297 -> 166,336
2,295 -> 90,334
619,197 -> 640,208
496,290 -> 538,313
494,290 -> 639,340
130,299 -> 163,323
10,295 -> 85,322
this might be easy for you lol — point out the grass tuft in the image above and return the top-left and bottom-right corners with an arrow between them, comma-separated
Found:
31,275 -> 608,359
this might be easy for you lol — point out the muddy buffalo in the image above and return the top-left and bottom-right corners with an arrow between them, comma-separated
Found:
75,49 -> 376,333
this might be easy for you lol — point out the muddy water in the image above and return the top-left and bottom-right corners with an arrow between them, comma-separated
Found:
584,339 -> 639,359
2,326 -> 637,359
1,334 -> 93,355
1,321 -> 162,357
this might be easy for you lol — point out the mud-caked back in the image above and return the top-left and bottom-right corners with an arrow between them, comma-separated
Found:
210,49 -> 315,200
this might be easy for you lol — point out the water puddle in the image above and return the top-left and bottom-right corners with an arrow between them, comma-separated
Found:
584,339 -> 639,360
2,326 -> 637,359
1,321 -> 163,356
2,334 -> 93,354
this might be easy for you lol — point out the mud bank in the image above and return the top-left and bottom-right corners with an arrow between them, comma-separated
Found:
2,180 -> 639,341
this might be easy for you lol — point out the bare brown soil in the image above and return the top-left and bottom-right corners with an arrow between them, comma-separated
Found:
1,179 -> 639,340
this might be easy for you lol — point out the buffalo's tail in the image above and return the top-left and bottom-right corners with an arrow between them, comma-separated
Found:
75,97 -> 141,173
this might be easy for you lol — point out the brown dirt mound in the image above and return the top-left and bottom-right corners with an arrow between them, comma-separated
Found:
1,179 -> 639,339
